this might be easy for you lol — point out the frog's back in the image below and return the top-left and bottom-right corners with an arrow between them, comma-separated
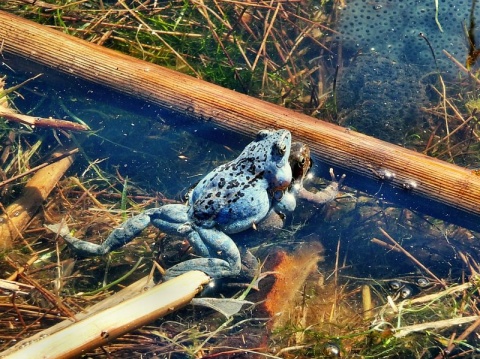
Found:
189,129 -> 292,232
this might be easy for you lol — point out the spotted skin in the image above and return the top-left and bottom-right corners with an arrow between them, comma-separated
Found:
49,129 -> 292,280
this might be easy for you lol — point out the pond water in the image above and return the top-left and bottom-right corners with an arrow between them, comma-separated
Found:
2,2 -> 480,356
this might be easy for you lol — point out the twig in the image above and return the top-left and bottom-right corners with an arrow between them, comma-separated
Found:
0,279 -> 34,294
18,0 -> 59,9
6,255 -> 39,281
9,265 -> 76,319
0,73 -> 42,98
117,0 -> 200,77
0,148 -> 79,188
0,109 -> 89,131
398,282 -> 471,307
443,49 -> 480,85
438,316 -> 480,357
423,114 -> 478,153
251,2 -> 280,73
378,228 -> 446,288
194,0 -> 248,91
394,316 -> 479,338
371,237 -> 401,252
427,85 -> 480,140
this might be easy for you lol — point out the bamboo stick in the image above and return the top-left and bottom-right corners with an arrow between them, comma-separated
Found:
0,271 -> 210,358
0,11 -> 479,219
0,148 -> 76,249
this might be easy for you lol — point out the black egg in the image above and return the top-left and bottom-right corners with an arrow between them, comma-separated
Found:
324,343 -> 341,357
399,285 -> 414,299
388,280 -> 403,291
416,277 -> 431,288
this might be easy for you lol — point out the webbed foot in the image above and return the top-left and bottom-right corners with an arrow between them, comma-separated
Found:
298,168 -> 345,205
46,211 -> 152,256
45,222 -> 109,256
163,257 -> 234,280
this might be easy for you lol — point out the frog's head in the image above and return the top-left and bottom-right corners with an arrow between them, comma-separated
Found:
254,129 -> 292,190
289,142 -> 313,183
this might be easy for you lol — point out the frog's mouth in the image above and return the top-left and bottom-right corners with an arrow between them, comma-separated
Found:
276,158 -> 288,168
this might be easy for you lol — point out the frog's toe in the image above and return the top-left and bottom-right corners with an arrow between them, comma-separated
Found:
63,236 -> 109,256
163,258 -> 239,280
329,168 -> 346,186
45,223 -> 70,237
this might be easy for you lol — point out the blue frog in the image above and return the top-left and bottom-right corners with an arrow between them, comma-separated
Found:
47,129 -> 292,280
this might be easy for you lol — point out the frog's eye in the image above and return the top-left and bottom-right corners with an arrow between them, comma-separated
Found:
276,142 -> 287,155
299,156 -> 306,165
256,130 -> 270,140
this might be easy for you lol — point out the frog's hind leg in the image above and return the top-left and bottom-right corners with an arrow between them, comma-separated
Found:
163,227 -> 241,280
50,204 -> 189,256
147,204 -> 189,233
298,168 -> 346,205
59,212 -> 153,256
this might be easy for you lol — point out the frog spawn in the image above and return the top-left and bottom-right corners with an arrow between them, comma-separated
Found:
334,0 -> 475,73
387,277 -> 433,300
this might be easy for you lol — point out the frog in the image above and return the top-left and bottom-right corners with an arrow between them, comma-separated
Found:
272,141 -> 345,218
47,129 -> 292,280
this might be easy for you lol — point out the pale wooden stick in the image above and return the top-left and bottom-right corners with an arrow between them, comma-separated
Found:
1,271 -> 210,358
394,316 -> 480,338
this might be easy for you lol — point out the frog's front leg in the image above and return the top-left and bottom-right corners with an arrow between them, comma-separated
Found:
297,168 -> 345,205
164,226 -> 241,280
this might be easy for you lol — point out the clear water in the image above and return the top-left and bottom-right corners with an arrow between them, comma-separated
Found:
2,25 -> 480,356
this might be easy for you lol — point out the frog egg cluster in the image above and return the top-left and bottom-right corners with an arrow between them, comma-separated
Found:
334,0 -> 476,74
336,53 -> 426,142
333,0 -> 477,142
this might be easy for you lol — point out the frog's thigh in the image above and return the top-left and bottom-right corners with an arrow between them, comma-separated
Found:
147,204 -> 188,222
148,204 -> 189,233
196,227 -> 241,271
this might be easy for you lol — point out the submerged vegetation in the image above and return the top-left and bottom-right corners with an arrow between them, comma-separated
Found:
0,0 -> 480,358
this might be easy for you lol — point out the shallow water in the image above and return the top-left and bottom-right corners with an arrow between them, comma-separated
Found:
2,36 -> 480,358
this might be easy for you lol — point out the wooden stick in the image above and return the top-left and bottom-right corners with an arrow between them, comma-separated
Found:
0,271 -> 210,358
0,148 -> 76,249
1,11 -> 480,220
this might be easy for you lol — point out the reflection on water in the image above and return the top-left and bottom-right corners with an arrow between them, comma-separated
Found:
2,48 -> 480,357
